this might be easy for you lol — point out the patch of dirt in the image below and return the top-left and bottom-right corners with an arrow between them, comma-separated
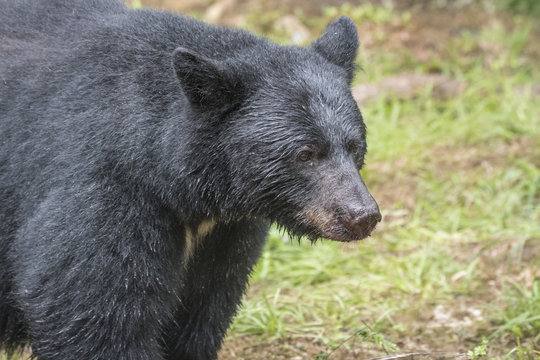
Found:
370,136 -> 538,213
432,136 -> 540,175
219,336 -> 327,360
352,73 -> 466,105
477,239 -> 540,285
219,335 -> 471,360
370,353 -> 468,360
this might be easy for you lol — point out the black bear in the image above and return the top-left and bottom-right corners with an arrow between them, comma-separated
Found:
0,0 -> 381,359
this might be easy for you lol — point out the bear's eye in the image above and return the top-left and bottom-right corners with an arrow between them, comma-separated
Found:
347,141 -> 365,168
347,142 -> 362,156
297,149 -> 314,163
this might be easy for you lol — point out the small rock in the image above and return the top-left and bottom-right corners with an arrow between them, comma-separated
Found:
205,0 -> 237,23
352,73 -> 466,105
273,15 -> 311,45
143,0 -> 207,13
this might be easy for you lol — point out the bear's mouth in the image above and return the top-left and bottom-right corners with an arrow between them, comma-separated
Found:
300,208 -> 381,242
317,223 -> 377,242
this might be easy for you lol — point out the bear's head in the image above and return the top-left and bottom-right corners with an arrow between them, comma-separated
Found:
173,17 -> 381,242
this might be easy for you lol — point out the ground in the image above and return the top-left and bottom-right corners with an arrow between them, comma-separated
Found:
2,0 -> 539,359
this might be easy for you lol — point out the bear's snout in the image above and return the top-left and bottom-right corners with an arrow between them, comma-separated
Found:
300,165 -> 381,242
301,201 -> 381,242
342,204 -> 382,240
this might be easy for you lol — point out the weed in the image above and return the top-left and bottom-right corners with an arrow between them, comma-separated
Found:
468,337 -> 489,360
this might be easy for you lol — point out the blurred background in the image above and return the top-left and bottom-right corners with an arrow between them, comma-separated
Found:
5,0 -> 539,359
132,0 -> 539,359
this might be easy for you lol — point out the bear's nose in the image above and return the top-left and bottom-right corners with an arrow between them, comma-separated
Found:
343,206 -> 382,237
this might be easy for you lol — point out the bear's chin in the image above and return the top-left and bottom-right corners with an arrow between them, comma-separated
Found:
286,222 -> 375,243
320,229 -> 374,242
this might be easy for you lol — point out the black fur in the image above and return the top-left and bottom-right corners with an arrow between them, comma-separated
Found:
0,1 -> 380,359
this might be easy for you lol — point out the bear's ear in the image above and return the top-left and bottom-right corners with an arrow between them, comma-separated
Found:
311,16 -> 359,83
172,47 -> 245,111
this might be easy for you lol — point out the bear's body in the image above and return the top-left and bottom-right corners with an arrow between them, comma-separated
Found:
0,1 -> 381,359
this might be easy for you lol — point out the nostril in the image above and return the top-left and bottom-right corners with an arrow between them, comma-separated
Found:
367,208 -> 382,229
364,205 -> 382,225
344,206 -> 382,233
343,210 -> 362,230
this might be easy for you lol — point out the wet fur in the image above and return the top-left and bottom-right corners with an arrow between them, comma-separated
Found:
0,1 -> 366,359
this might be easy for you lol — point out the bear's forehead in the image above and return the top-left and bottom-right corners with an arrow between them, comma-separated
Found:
254,54 -> 364,145
299,80 -> 364,142
309,105 -> 364,148
272,93 -> 364,149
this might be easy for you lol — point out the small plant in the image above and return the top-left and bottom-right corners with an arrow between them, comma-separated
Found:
492,280 -> 540,340
467,337 -> 489,360
127,0 -> 143,9
322,321 -> 398,359
508,337 -> 540,360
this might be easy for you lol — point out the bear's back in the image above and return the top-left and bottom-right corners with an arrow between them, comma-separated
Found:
0,0 -> 126,40
0,0 -> 266,238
